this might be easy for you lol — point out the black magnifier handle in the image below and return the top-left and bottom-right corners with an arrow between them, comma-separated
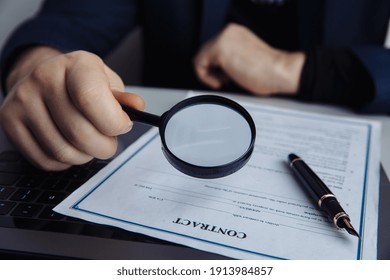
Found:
121,105 -> 161,127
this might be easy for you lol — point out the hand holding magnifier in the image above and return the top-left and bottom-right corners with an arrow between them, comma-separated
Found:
122,95 -> 256,179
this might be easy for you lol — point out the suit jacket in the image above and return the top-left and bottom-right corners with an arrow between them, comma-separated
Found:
1,0 -> 389,113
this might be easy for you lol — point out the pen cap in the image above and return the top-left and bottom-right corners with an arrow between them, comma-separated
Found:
289,154 -> 332,198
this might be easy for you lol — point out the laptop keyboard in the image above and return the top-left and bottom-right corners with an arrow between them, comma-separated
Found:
0,150 -> 170,244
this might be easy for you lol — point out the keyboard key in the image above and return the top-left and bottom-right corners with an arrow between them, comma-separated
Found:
90,160 -> 108,171
10,189 -> 40,202
63,167 -> 92,181
66,181 -> 83,193
0,151 -> 28,173
11,203 -> 43,217
16,175 -> 45,188
0,201 -> 16,215
0,172 -> 21,186
37,191 -> 66,205
39,206 -> 65,220
42,178 -> 69,191
0,186 -> 15,199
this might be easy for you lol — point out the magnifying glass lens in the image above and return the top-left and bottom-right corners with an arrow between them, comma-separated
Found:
122,94 -> 255,178
164,104 -> 252,167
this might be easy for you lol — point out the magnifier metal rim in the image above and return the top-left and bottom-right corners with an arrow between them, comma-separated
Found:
159,95 -> 256,179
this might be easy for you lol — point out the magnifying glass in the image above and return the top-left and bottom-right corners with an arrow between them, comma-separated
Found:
122,95 -> 256,179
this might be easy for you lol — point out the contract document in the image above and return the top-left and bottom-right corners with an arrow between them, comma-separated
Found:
55,94 -> 381,260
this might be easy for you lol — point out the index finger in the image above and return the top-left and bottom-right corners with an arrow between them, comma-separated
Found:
65,53 -> 132,136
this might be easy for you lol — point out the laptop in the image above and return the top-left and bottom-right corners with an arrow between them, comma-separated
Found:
0,122 -> 230,259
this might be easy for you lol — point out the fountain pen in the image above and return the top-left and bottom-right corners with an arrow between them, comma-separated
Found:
288,153 -> 360,238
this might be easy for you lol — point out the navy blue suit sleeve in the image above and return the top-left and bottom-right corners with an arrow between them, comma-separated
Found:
0,0 -> 140,91
351,47 -> 390,114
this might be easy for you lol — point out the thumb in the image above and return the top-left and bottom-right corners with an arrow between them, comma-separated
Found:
104,65 -> 145,110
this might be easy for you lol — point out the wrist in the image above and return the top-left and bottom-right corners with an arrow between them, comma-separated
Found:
6,46 -> 62,92
273,51 -> 306,94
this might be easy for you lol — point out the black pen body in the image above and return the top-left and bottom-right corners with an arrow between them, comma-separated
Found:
288,154 -> 331,200
288,154 -> 349,228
